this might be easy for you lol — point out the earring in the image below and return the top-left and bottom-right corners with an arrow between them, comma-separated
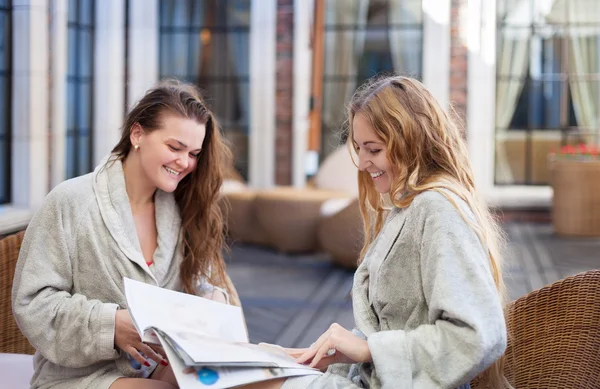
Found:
134,144 -> 139,151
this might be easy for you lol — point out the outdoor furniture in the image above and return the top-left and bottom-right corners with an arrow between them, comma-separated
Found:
471,269 -> 600,389
317,197 -> 363,268
550,157 -> 600,237
0,231 -> 35,389
220,187 -> 269,247
0,230 -> 34,355
254,187 -> 351,253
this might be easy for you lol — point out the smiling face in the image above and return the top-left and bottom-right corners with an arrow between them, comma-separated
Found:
352,113 -> 393,194
131,113 -> 206,193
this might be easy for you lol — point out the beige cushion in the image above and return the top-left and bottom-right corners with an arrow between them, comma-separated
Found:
318,198 -> 363,268
255,187 -> 351,253
221,190 -> 268,246
313,146 -> 359,195
0,353 -> 34,388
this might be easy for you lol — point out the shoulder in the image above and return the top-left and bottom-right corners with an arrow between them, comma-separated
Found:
37,173 -> 96,221
407,190 -> 476,233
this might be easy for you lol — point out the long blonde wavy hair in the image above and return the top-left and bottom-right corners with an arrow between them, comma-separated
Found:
347,75 -> 511,389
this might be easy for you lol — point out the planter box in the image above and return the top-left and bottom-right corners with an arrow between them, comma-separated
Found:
550,158 -> 600,237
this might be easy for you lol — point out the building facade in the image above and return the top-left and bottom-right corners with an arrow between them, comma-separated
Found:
1,0 -> 599,233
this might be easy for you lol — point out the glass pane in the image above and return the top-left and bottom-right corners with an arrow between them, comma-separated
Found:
66,82 -> 77,129
0,77 -> 6,134
0,13 -> 9,72
68,0 -> 78,23
66,0 -> 94,179
0,5 -> 9,204
495,131 -> 527,185
569,80 -> 600,141
530,130 -> 561,185
80,0 -> 93,25
227,0 -> 251,27
77,132 -> 90,175
79,29 -> 93,77
66,133 -> 76,178
77,82 -> 92,129
67,27 -> 78,74
321,0 -> 424,160
159,0 -> 251,179
0,137 -> 6,203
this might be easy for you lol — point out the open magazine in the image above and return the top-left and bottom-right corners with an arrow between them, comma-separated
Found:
124,278 -> 322,388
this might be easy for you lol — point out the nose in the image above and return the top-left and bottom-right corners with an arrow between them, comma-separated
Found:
357,150 -> 370,171
176,153 -> 189,170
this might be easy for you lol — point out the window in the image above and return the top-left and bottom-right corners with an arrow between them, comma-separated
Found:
321,0 -> 423,158
496,0 -> 600,185
159,0 -> 251,180
66,0 -> 95,179
0,0 -> 10,205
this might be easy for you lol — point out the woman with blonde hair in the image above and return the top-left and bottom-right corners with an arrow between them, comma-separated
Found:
13,80 -> 234,389
243,75 -> 510,389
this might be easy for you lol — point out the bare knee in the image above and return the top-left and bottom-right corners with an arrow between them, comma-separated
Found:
110,377 -> 178,389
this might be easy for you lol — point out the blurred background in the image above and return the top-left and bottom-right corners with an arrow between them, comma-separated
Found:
2,0 -> 600,222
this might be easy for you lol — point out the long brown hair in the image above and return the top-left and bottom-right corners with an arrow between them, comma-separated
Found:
347,75 -> 511,388
112,80 -> 232,296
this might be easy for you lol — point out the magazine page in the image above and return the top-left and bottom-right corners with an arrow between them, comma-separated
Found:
124,278 -> 248,344
156,332 -> 322,389
162,329 -> 316,368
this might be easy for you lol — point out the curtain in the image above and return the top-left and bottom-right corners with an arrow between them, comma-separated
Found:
227,0 -> 251,133
388,0 -> 422,76
160,0 -> 204,81
495,0 -> 535,183
563,0 -> 600,141
322,0 -> 369,157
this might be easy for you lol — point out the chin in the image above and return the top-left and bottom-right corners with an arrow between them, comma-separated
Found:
156,180 -> 179,193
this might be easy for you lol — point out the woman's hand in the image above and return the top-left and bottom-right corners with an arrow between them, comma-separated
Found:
114,309 -> 168,368
210,288 -> 228,304
286,323 -> 372,371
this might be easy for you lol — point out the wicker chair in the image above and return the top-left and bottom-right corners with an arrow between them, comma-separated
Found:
0,231 -> 35,355
471,269 -> 600,389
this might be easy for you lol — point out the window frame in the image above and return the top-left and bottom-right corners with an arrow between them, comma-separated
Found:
0,0 -> 11,205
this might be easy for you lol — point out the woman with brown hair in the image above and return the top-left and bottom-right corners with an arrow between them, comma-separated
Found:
12,80 -> 233,389
241,75 -> 510,389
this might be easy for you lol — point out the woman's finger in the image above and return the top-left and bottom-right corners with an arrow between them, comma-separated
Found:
309,341 -> 334,369
282,347 -> 308,358
139,342 -> 168,366
127,346 -> 151,368
295,346 -> 318,365
148,344 -> 168,360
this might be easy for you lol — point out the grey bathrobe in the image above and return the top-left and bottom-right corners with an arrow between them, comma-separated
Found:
282,190 -> 507,389
12,157 -> 226,389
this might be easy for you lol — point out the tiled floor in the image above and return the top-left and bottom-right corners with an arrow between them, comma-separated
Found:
226,223 -> 599,347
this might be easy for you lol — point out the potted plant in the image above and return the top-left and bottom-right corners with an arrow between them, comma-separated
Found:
549,144 -> 600,237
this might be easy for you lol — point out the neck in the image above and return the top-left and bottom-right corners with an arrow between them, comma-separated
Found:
122,154 -> 156,208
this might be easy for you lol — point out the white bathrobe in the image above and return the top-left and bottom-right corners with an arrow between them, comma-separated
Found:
12,157 -> 226,389
282,190 -> 507,389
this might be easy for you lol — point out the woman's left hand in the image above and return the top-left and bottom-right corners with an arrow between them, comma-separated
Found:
285,323 -> 372,371
210,288 -> 227,304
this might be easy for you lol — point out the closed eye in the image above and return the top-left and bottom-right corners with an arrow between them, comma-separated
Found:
168,144 -> 180,152
190,152 -> 200,158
